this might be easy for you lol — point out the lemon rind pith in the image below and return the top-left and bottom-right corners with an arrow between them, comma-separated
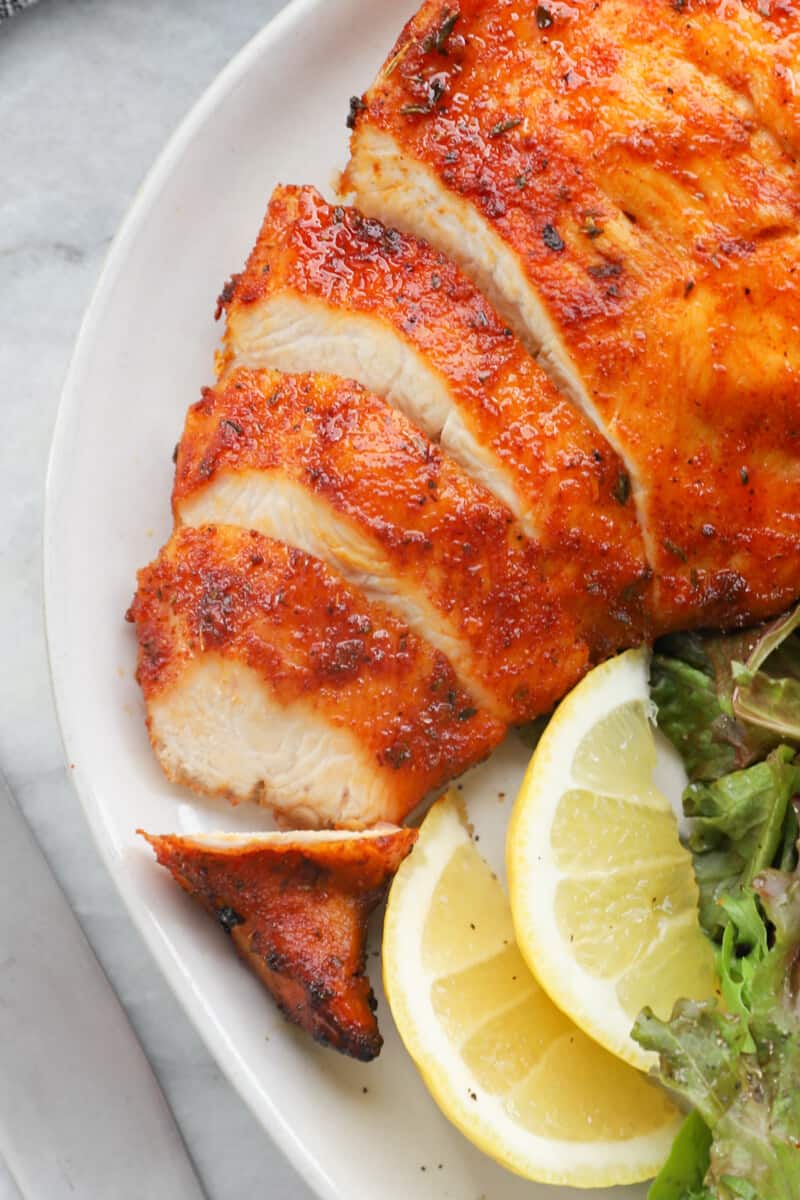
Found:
385,795 -> 681,1187
507,648 -> 715,1072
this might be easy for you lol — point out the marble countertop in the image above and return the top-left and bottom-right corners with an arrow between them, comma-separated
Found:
0,2 -> 316,1196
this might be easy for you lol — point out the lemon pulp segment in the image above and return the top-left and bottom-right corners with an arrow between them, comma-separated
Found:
508,649 -> 718,1071
383,793 -> 682,1187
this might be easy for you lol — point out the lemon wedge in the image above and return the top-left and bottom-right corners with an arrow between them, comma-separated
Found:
383,791 -> 682,1187
508,647 -> 718,1072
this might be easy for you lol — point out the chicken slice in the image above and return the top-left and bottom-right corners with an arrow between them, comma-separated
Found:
347,0 -> 800,631
127,524 -> 503,827
140,826 -> 417,1060
218,184 -> 650,648
676,0 -> 800,159
172,368 -> 590,720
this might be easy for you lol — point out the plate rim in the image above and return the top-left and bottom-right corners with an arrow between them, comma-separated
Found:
43,3 -> 354,1197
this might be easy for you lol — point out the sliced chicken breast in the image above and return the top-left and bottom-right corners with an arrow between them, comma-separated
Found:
127,524 -> 504,827
218,185 -> 651,647
347,0 -> 800,631
172,368 -> 590,720
675,0 -> 800,159
141,826 -> 417,1060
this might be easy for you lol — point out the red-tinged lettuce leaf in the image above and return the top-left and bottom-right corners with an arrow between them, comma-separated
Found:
749,866 -> 800,1148
633,1001 -> 749,1129
652,604 -> 800,782
732,606 -> 800,743
633,862 -> 800,1200
650,649 -> 768,783
705,867 -> 800,1198
634,997 -> 800,1199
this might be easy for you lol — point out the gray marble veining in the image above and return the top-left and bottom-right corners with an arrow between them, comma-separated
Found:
0,2 -> 317,1196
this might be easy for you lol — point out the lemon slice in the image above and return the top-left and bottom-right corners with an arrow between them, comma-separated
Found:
508,648 -> 718,1072
383,791 -> 682,1187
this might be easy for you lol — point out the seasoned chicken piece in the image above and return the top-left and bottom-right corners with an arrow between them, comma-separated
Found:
172,368 -> 590,721
140,826 -> 417,1060
347,0 -> 800,632
127,525 -> 503,827
218,185 -> 651,649
676,0 -> 800,159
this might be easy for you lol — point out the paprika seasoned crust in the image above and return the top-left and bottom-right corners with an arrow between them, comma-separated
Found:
346,0 -> 800,633
140,826 -> 418,1060
172,367 -> 591,722
127,524 -> 503,828
218,185 -> 651,650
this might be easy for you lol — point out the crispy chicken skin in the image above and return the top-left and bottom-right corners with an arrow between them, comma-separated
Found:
347,0 -> 800,632
218,185 -> 651,650
130,0 -> 800,844
126,0 -> 800,1066
140,827 -> 417,1060
172,368 -> 591,721
674,0 -> 800,159
127,525 -> 503,827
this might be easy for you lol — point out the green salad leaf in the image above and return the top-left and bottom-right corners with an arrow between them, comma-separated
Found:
634,852 -> 800,1200
716,891 -> 768,1041
643,604 -> 800,1198
649,653 -> 747,783
634,1000 -> 749,1129
652,603 -> 800,782
647,1110 -> 713,1200
651,634 -> 774,782
682,748 -> 800,939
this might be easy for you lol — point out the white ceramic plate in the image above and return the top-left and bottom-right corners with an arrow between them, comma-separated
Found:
45,3 -> 674,1197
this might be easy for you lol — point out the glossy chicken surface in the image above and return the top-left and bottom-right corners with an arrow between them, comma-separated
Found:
141,826 -> 417,1059
219,185 -> 651,652
173,367 -> 590,721
347,0 -> 800,632
131,0 -> 800,842
127,524 -> 503,827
